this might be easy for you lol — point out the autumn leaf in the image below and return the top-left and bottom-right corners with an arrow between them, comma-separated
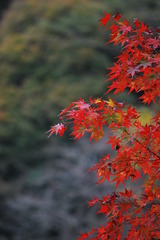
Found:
113,13 -> 121,21
99,12 -> 111,27
47,123 -> 66,137
106,98 -> 115,108
88,197 -> 99,207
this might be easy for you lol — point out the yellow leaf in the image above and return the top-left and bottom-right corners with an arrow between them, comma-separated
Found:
106,98 -> 115,108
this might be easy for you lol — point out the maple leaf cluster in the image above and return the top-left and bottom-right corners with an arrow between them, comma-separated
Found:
106,13 -> 160,105
49,12 -> 160,239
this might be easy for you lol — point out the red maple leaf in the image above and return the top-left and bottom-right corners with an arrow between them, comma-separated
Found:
99,12 -> 111,27
47,123 -> 66,137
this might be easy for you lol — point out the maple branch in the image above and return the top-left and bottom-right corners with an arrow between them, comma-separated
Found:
50,12 -> 160,239
124,129 -> 160,160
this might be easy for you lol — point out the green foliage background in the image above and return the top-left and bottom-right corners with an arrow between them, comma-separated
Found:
0,0 -> 160,160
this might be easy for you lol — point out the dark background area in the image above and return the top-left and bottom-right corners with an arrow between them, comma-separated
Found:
0,0 -> 159,239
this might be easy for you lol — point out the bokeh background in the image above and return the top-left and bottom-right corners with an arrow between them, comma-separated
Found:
0,0 -> 159,239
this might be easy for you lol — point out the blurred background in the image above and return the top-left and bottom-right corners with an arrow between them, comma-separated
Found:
0,0 -> 159,239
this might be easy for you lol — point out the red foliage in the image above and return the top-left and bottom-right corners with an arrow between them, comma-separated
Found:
49,12 -> 160,239
99,12 -> 111,27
